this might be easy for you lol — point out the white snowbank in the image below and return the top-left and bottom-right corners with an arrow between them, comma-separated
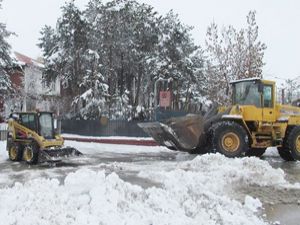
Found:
62,133 -> 154,141
64,140 -> 168,155
0,122 -> 7,130
244,195 -> 262,213
0,141 -> 7,161
0,168 -> 268,225
264,147 -> 279,157
0,141 -> 299,225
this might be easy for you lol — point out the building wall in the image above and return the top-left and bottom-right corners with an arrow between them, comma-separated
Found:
2,52 -> 61,116
23,65 -> 60,112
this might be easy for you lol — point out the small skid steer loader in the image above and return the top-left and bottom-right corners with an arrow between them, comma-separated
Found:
6,111 -> 82,164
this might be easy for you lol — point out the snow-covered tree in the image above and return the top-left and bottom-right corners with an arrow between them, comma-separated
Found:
205,11 -> 266,104
39,0 -> 207,119
156,11 -> 207,110
284,79 -> 300,104
0,0 -> 13,95
40,1 -> 90,97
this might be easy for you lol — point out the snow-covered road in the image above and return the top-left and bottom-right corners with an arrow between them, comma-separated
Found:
0,140 -> 300,225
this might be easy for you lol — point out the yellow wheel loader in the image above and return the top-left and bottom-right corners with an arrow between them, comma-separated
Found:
139,78 -> 300,161
6,111 -> 82,164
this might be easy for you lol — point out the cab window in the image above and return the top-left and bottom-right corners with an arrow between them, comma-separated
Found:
20,114 -> 37,131
233,81 -> 261,107
39,113 -> 54,139
263,85 -> 273,108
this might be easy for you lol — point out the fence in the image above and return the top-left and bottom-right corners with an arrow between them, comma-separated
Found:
61,119 -> 149,137
0,120 -> 150,140
0,110 -> 192,140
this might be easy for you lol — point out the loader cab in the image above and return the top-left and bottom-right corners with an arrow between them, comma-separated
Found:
17,112 -> 55,139
232,79 -> 262,107
231,78 -> 276,122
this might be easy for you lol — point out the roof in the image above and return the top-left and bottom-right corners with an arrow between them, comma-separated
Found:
14,52 -> 44,68
230,77 -> 261,84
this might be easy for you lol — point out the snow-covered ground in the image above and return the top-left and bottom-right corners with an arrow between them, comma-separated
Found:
0,140 -> 300,225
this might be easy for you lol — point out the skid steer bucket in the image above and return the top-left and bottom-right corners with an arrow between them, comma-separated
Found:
138,114 -> 204,152
39,147 -> 83,162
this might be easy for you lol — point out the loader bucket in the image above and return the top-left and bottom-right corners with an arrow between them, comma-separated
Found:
138,114 -> 204,152
39,147 -> 83,162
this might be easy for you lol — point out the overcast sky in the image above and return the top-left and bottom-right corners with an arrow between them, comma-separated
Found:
0,0 -> 299,82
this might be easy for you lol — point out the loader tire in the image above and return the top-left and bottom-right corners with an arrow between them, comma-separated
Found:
212,121 -> 248,158
277,147 -> 295,161
8,143 -> 23,161
246,148 -> 266,158
23,143 -> 39,165
285,126 -> 300,161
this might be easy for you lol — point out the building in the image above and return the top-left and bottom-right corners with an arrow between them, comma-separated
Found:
1,52 -> 60,117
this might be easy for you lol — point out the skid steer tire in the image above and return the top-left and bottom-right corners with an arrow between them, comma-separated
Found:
23,143 -> 39,165
277,147 -> 295,161
285,126 -> 300,161
212,121 -> 248,158
8,143 -> 23,162
246,148 -> 266,158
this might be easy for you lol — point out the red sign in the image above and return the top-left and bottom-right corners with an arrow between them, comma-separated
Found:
159,91 -> 171,107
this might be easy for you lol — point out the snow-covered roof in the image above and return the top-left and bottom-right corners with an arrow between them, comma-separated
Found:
230,77 -> 261,84
13,52 -> 44,68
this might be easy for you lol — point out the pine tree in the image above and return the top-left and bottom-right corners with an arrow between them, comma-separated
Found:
39,0 -> 207,119
0,0 -> 13,95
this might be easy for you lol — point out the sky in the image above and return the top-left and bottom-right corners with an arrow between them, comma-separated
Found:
0,0 -> 300,83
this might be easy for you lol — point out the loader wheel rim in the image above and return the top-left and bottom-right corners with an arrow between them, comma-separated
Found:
10,146 -> 17,160
296,135 -> 300,153
24,148 -> 33,161
221,132 -> 240,152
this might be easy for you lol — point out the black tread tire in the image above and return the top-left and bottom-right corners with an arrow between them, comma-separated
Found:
166,146 -> 177,151
277,147 -> 295,161
191,133 -> 211,154
246,148 -> 266,157
286,126 -> 300,161
23,143 -> 39,165
212,121 -> 249,158
8,142 -> 23,161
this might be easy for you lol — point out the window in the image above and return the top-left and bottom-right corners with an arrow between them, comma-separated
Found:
233,81 -> 261,107
39,113 -> 54,139
20,114 -> 37,132
263,85 -> 273,108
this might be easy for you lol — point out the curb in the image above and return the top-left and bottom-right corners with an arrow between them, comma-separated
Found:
63,137 -> 158,146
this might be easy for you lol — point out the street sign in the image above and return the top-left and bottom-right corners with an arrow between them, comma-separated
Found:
159,91 -> 171,107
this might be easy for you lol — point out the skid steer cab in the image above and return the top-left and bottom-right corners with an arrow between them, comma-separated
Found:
6,111 -> 82,164
139,78 -> 300,161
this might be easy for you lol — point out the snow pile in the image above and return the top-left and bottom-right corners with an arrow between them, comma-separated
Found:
0,141 -> 7,160
0,168 -> 268,225
139,154 -> 287,192
64,140 -> 168,155
0,123 -> 7,130
244,195 -> 262,213
63,134 -> 154,141
0,141 -> 296,225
